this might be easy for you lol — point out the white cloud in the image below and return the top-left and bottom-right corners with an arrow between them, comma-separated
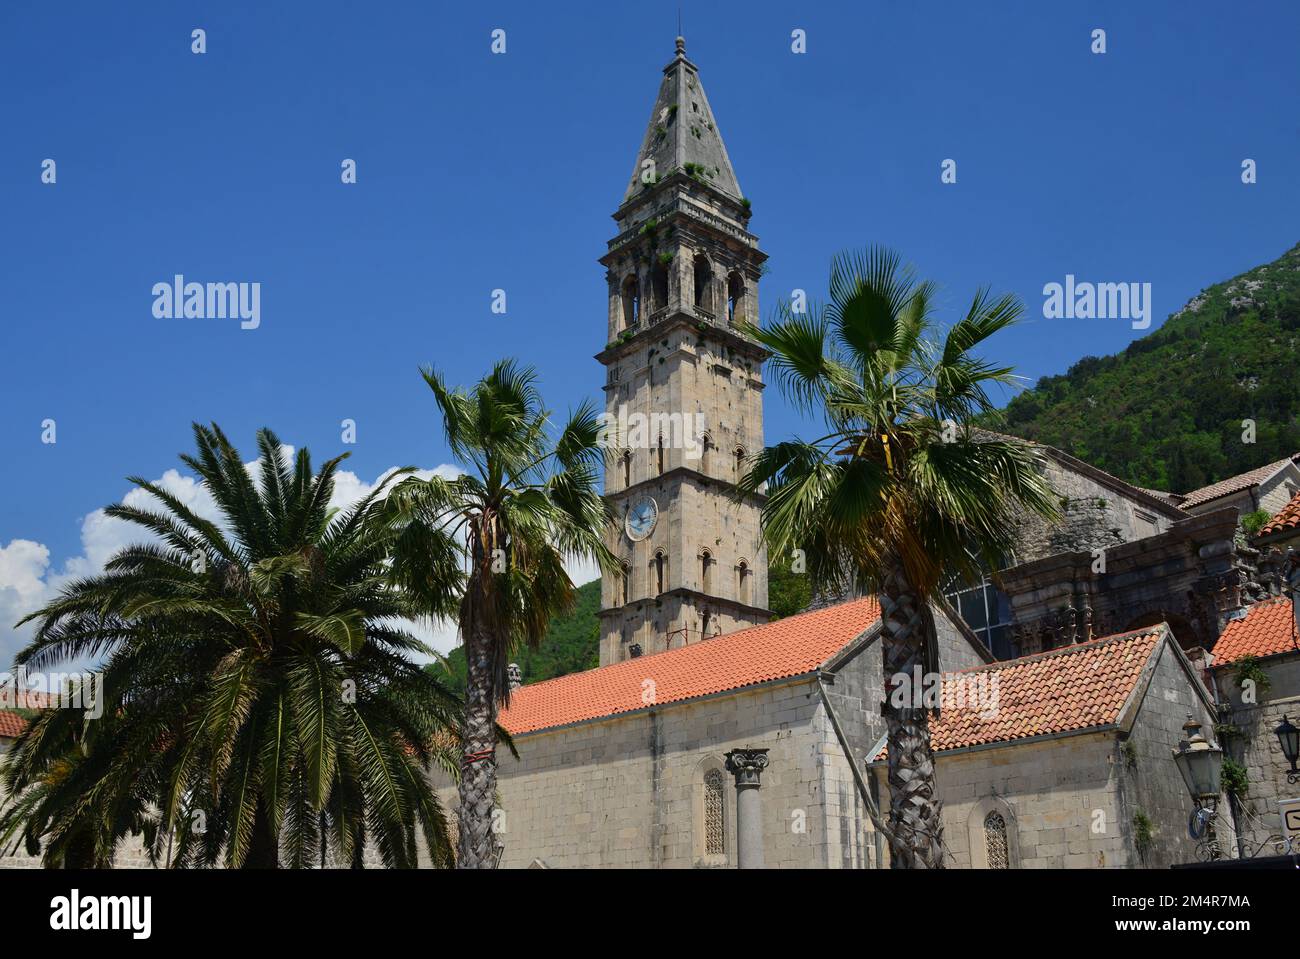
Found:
0,459 -> 464,670
1,456 -> 603,673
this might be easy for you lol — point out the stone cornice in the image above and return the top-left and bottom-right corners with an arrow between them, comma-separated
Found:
604,464 -> 767,505
596,309 -> 770,365
603,175 -> 758,258
598,587 -> 773,622
997,506 -> 1240,588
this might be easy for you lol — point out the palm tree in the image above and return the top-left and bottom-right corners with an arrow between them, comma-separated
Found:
739,247 -> 1059,868
0,424 -> 465,868
388,361 -> 613,868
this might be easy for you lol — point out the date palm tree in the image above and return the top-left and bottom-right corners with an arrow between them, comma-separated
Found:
739,247 -> 1059,868
387,361 -> 614,868
0,424 -> 465,868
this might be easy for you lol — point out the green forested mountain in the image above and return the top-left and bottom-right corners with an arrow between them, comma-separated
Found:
430,578 -> 602,695
996,243 -> 1300,492
429,564 -> 810,692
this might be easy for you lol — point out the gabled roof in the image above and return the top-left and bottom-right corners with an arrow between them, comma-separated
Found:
0,710 -> 27,740
1258,489 -> 1300,540
1137,487 -> 1184,507
870,626 -> 1170,759
970,428 -> 1186,519
1212,598 -> 1298,665
499,596 -> 881,735
622,37 -> 743,202
1179,455 -> 1299,509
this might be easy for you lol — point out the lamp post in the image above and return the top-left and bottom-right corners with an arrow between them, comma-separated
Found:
1171,714 -> 1224,861
1276,715 -> 1300,785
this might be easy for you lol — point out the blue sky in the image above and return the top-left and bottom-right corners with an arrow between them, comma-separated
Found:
1,1 -> 1297,662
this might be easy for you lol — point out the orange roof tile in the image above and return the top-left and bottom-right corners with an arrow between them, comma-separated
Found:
1180,456 -> 1298,508
499,596 -> 881,735
1258,489 -> 1300,539
871,627 -> 1165,759
1213,598 -> 1299,664
0,710 -> 27,740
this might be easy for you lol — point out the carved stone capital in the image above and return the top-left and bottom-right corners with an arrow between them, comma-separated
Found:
724,748 -> 769,788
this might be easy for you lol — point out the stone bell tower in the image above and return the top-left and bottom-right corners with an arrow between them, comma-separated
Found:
596,37 -> 771,666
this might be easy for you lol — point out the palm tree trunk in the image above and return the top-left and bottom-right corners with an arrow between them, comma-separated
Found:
456,622 -> 499,869
880,558 -> 945,868
244,802 -> 280,869
62,830 -> 98,869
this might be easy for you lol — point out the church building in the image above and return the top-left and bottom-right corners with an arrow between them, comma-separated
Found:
464,38 -> 1300,869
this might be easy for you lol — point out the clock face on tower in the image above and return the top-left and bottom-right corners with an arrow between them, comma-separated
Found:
625,497 -> 658,541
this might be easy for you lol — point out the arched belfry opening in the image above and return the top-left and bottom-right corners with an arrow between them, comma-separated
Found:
726,271 -> 745,324
693,254 -> 713,314
651,259 -> 670,312
621,275 -> 640,330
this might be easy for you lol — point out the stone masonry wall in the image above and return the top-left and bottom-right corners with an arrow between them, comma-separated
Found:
434,677 -> 838,868
1215,652 -> 1300,856
873,732 -> 1127,868
1009,460 -> 1173,565
1115,642 -> 1227,867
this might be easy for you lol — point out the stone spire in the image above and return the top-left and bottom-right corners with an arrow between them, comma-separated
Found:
622,37 -> 744,203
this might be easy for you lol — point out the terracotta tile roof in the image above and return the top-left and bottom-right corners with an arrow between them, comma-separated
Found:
499,596 -> 882,735
1180,456 -> 1298,509
871,627 -> 1165,759
1138,487 -> 1184,506
1212,598 -> 1299,664
1258,489 -> 1300,539
0,710 -> 27,740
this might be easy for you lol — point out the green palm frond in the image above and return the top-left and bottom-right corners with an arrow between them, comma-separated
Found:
2,423 -> 467,869
745,245 -> 1060,600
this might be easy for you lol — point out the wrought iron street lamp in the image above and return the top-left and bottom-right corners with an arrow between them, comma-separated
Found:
1276,715 -> 1300,785
1172,715 -> 1224,860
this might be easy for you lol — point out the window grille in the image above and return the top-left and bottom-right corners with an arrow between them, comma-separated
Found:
704,769 -> 725,856
984,812 -> 1009,869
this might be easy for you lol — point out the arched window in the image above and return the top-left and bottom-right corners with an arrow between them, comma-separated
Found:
700,432 -> 713,473
621,449 -> 632,488
654,550 -> 666,595
984,812 -> 1010,869
619,562 -> 630,605
651,260 -> 669,311
734,446 -> 746,479
621,275 -> 640,330
737,560 -> 751,605
657,434 -> 665,474
726,271 -> 744,324
704,769 -> 726,856
700,549 -> 713,592
693,255 -> 713,313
